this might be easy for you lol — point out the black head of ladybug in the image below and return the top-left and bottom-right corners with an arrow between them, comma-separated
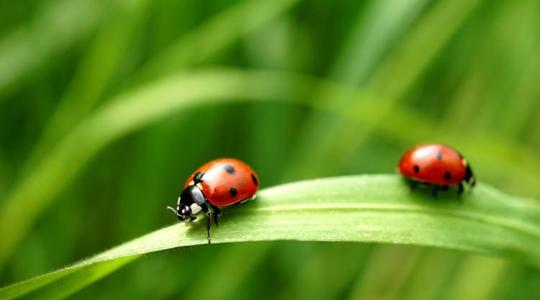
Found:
167,185 -> 207,222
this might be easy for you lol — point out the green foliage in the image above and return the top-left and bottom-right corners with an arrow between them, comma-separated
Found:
2,175 -> 539,299
1,0 -> 540,299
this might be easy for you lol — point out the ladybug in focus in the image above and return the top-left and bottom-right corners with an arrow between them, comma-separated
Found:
398,144 -> 475,196
168,158 -> 259,243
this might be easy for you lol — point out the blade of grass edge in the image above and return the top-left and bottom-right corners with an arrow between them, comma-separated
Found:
1,175 -> 540,299
2,68 -> 540,269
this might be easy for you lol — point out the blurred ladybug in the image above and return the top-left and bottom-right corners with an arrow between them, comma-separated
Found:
168,158 -> 259,243
398,144 -> 475,196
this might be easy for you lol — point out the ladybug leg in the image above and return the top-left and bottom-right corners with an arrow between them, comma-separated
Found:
206,211 -> 212,244
202,204 -> 221,244
199,203 -> 213,244
457,183 -> 464,195
209,204 -> 222,226
409,180 -> 418,193
431,185 -> 439,198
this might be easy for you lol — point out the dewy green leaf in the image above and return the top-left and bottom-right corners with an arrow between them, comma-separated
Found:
1,175 -> 540,299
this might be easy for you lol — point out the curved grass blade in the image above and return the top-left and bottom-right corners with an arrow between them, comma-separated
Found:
22,0 -> 152,169
26,0 -> 299,169
284,0 -> 429,179
0,0 -> 108,99
285,0 -> 484,180
139,0 -> 300,80
2,68 -> 540,268
1,175 -> 539,299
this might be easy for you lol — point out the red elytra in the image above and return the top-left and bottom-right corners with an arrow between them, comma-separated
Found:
398,144 -> 475,187
169,158 -> 259,243
184,158 -> 259,207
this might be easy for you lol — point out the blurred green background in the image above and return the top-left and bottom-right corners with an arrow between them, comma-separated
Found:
1,0 -> 540,299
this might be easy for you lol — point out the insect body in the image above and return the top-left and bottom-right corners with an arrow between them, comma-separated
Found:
398,144 -> 475,196
168,158 -> 259,243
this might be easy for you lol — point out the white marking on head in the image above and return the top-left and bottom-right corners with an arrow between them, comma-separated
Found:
177,196 -> 182,205
190,203 -> 202,214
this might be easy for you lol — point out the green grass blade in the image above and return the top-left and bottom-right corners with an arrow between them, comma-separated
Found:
1,175 -> 539,299
442,256 -> 508,300
1,257 -> 137,300
0,68 -> 311,268
286,0 -> 428,180
348,246 -> 424,300
139,0 -> 300,80
22,0 -> 298,176
286,0 -> 484,179
0,0 -> 108,99
23,0 -> 151,168
331,0 -> 428,84
184,244 -> 271,300
2,68 -> 540,269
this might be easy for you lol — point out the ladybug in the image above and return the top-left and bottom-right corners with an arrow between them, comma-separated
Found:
167,158 -> 259,243
398,144 -> 475,196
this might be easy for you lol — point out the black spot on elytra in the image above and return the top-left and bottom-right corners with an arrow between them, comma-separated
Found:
224,164 -> 235,175
251,173 -> 258,186
413,165 -> 420,174
444,171 -> 452,181
229,187 -> 238,197
436,152 -> 443,160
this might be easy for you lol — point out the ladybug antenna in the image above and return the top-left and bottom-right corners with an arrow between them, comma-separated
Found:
167,206 -> 179,215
